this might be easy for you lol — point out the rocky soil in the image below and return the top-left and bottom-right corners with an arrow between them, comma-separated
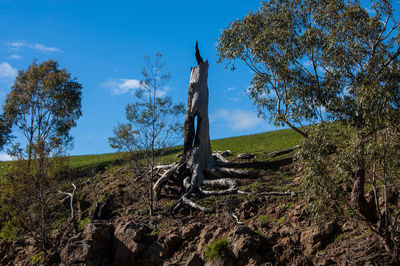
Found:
0,157 -> 395,265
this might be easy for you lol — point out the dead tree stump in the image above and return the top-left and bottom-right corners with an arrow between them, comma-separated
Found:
153,43 -> 249,213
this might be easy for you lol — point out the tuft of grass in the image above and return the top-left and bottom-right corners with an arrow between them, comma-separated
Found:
29,251 -> 45,265
78,217 -> 90,230
253,229 -> 266,239
257,215 -> 275,226
335,234 -> 344,242
280,202 -> 295,211
204,238 -> 229,261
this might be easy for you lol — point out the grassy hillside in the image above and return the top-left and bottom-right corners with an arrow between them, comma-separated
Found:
0,128 -> 302,177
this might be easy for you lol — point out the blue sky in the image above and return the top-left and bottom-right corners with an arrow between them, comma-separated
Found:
0,0 -> 275,157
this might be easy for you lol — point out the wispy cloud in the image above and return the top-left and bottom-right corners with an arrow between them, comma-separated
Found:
86,134 -> 95,140
9,54 -> 22,59
229,97 -> 241,102
8,41 -> 62,53
211,109 -> 264,130
0,62 -> 17,78
103,78 -> 171,97
226,87 -> 235,91
157,86 -> 172,97
102,78 -> 142,95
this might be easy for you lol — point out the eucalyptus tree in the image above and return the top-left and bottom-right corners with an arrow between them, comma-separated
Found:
2,59 -> 82,168
0,59 -> 82,253
218,0 -> 400,254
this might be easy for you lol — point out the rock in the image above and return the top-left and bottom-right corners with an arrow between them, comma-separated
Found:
236,153 -> 255,160
77,200 -> 91,213
61,221 -> 114,266
182,222 -> 203,241
0,241 -> 14,265
316,258 -> 336,265
204,257 -> 236,266
185,253 -> 203,266
113,221 -> 149,266
227,226 -> 260,259
341,221 -> 354,232
60,240 -> 90,265
84,222 -> 114,264
163,233 -> 183,256
197,225 -> 217,252
300,222 -> 336,256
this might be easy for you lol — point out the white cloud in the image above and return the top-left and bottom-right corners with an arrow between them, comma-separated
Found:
156,86 -> 172,97
156,89 -> 167,97
365,7 -> 376,15
8,41 -> 62,53
9,41 -> 24,48
103,78 -> 171,97
212,109 -> 264,130
102,78 -> 142,95
9,54 -> 22,59
226,87 -> 235,91
0,62 -> 17,78
244,86 -> 251,95
0,153 -> 14,161
32,43 -> 62,53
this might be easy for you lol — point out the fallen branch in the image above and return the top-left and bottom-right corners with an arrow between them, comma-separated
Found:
232,213 -> 244,225
268,145 -> 300,157
58,183 -> 77,220
237,190 -> 303,196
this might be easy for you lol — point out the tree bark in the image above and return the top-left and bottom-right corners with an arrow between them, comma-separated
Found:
351,166 -> 378,223
183,60 -> 212,165
153,43 -> 255,213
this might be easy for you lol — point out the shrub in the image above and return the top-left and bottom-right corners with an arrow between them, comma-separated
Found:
204,238 -> 229,261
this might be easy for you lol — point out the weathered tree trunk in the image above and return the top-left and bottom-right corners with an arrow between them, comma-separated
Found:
351,165 -> 378,224
183,60 -> 212,165
152,43 -> 255,213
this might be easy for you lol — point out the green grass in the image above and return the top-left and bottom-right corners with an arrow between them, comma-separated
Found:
204,238 -> 229,261
0,128 -> 302,178
211,128 -> 302,158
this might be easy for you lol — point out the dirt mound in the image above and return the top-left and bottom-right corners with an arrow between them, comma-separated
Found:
1,159 -> 396,265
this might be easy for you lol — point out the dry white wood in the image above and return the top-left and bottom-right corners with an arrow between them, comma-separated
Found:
212,152 -> 230,163
58,183 -> 77,219
181,195 -> 213,213
237,190 -> 303,196
232,213 -> 244,225
236,153 -> 255,160
153,162 -> 179,196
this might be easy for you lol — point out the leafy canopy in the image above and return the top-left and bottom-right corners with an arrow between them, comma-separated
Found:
217,0 -> 400,137
2,59 -> 82,159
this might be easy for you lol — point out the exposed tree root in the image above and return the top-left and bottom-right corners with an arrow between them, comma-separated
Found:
268,145 -> 300,157
212,151 -> 230,163
152,152 -> 301,214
